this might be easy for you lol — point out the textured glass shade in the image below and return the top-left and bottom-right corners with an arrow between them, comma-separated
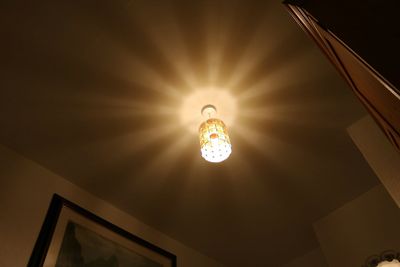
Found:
378,260 -> 400,267
199,118 -> 231,163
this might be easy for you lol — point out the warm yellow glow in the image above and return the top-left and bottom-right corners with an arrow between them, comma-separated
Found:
180,88 -> 237,133
199,118 -> 232,163
378,260 -> 400,267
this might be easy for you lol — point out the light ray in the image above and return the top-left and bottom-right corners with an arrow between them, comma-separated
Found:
224,12 -> 277,89
110,132 -> 195,199
203,1 -> 239,85
54,7 -> 184,100
127,2 -> 200,89
116,56 -> 183,99
138,133 -> 193,182
235,36 -> 318,101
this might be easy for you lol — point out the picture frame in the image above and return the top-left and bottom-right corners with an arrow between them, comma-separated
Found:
27,194 -> 177,267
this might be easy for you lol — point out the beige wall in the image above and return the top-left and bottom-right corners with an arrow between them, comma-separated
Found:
314,185 -> 400,267
0,145 -> 224,267
282,248 -> 328,267
348,115 -> 400,207
289,116 -> 400,267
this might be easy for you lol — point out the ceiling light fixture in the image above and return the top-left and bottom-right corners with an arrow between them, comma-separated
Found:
199,104 -> 232,163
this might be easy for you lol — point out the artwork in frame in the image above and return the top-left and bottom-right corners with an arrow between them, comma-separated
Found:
28,194 -> 176,267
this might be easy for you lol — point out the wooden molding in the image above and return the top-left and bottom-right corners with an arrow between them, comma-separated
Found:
284,2 -> 400,151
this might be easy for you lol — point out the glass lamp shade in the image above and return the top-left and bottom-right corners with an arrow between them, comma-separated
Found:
199,118 -> 232,163
378,260 -> 400,267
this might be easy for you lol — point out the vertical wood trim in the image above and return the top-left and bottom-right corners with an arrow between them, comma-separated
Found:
284,3 -> 400,152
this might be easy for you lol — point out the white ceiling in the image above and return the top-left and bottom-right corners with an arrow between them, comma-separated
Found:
0,0 -> 379,266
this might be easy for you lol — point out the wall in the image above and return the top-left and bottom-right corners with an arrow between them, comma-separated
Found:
289,116 -> 400,267
282,248 -> 328,267
0,145 -> 224,267
314,185 -> 400,267
348,115 -> 400,207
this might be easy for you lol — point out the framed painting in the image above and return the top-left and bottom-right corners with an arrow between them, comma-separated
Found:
28,194 -> 176,267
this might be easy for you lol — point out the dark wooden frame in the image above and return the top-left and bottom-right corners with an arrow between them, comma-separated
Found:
283,1 -> 400,152
27,194 -> 177,267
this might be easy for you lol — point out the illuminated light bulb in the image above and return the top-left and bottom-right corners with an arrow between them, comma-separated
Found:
199,105 -> 232,163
